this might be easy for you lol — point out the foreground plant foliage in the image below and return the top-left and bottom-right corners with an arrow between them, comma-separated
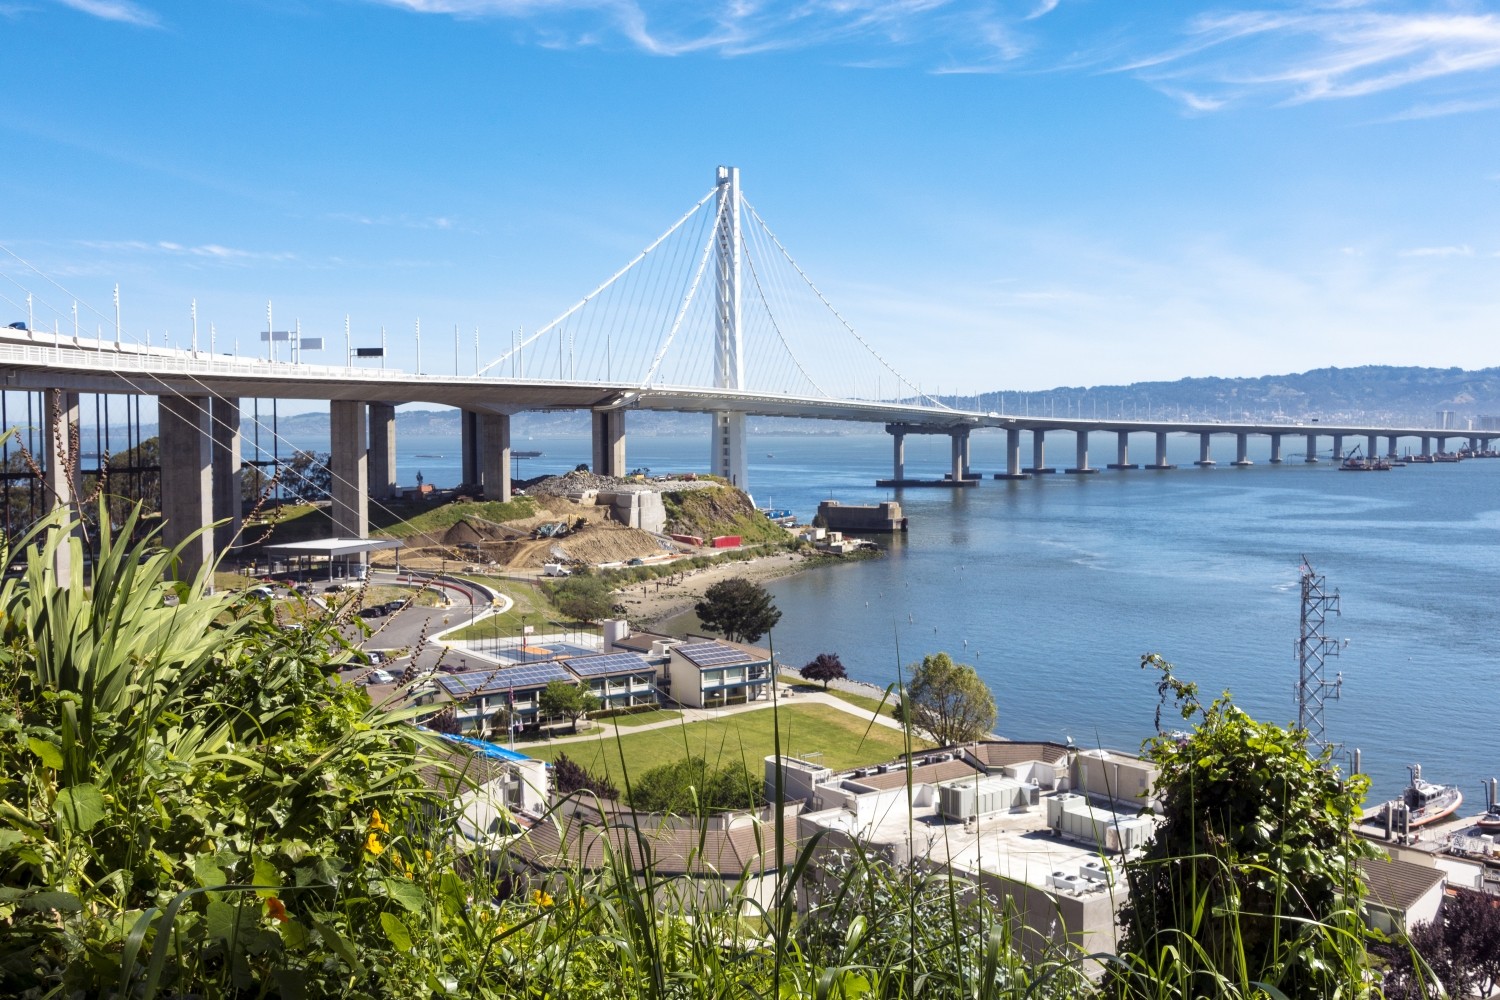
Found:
0,508 -> 1432,998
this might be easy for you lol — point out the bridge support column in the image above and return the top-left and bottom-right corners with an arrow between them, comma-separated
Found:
1470,436 -> 1481,454
1332,434 -> 1345,460
1305,433 -> 1319,463
949,431 -> 964,482
1233,432 -> 1252,467
1147,431 -> 1174,470
891,428 -> 905,481
210,396 -> 242,553
710,412 -> 746,489
959,428 -> 973,478
460,411 -> 479,487
594,409 -> 628,479
368,403 -> 397,499
1107,430 -> 1137,470
1386,435 -> 1399,458
1437,436 -> 1450,456
1269,433 -> 1282,463
1027,429 -> 1056,474
479,413 -> 511,501
1421,436 -> 1432,457
1066,429 -> 1097,474
1366,435 -> 1378,461
43,390 -> 79,586
1194,432 -> 1215,467
995,427 -> 1029,479
159,394 -> 214,582
330,401 -> 368,539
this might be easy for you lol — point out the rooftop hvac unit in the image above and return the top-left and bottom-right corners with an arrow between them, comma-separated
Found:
1049,872 -> 1084,894
1079,859 -> 1114,885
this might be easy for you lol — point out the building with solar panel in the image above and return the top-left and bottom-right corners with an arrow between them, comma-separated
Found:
436,661 -> 577,735
562,652 -> 660,711
664,640 -> 772,709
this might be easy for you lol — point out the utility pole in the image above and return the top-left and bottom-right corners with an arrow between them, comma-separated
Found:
1295,557 -> 1344,757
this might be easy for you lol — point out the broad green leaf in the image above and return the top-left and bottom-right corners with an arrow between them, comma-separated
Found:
383,877 -> 426,913
193,854 -> 226,889
26,736 -> 62,769
380,911 -> 413,951
53,783 -> 106,833
22,890 -> 83,912
253,857 -> 281,897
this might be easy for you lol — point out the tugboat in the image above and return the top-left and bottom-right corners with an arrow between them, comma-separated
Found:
1385,764 -> 1463,828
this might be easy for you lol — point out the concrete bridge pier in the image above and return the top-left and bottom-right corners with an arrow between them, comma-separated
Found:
1331,434 -> 1345,460
1194,432 -> 1215,467
995,427 -> 1030,479
460,410 -> 479,487
892,428 -> 905,481
949,430 -> 964,482
159,394 -> 214,582
210,397 -> 242,552
1108,430 -> 1138,470
1269,433 -> 1283,463
1232,432 -> 1252,467
1437,436 -> 1450,455
1146,431 -> 1175,470
1305,433 -> 1319,463
1470,436 -> 1481,454
479,413 -> 512,501
1386,435 -> 1399,458
368,403 -> 397,500
1027,429 -> 1057,474
43,389 -> 79,585
594,409 -> 628,479
1066,429 -> 1098,474
330,400 -> 369,539
1421,436 -> 1432,457
1366,434 -> 1378,460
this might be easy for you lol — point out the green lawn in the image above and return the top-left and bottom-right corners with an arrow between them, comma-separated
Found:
780,673 -> 900,721
522,702 -> 926,782
601,709 -> 684,727
447,578 -> 584,639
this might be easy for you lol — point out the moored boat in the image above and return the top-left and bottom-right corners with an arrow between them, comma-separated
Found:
1385,764 -> 1463,828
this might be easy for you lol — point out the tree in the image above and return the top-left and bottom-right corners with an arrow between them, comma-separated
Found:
694,576 -> 782,644
538,679 -> 598,733
282,450 -> 332,502
1118,653 -> 1374,998
551,574 -> 614,623
800,651 -> 847,690
900,652 -> 996,746
1374,886 -> 1500,998
551,752 -> 619,800
627,756 -> 764,814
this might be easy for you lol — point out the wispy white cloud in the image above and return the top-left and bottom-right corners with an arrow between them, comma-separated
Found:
54,0 -> 159,27
1375,95 -> 1500,121
1134,4 -> 1500,111
326,211 -> 462,231
1399,244 -> 1474,257
77,239 -> 298,263
361,0 -> 1044,66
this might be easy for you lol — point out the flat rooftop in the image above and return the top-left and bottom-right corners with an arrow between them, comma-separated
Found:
804,793 -> 1135,898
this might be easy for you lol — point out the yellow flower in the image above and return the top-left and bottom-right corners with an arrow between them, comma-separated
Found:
364,832 -> 385,856
424,850 -> 433,863
530,889 -> 554,908
368,809 -> 391,833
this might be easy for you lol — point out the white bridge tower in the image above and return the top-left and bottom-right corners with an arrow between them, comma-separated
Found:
710,165 -> 749,492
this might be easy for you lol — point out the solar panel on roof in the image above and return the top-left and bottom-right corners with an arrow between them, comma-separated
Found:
677,642 -> 754,667
565,652 -> 653,677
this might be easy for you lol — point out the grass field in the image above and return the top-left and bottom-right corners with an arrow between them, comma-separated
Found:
523,702 -> 928,781
781,673 -> 900,721
602,709 -> 684,727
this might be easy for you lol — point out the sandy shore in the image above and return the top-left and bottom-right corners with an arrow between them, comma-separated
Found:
615,551 -> 813,632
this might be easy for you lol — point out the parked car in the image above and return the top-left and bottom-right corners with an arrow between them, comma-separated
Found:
246,585 -> 274,599
364,669 -> 395,685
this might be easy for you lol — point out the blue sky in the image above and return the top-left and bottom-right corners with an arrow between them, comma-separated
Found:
2,0 -> 1498,394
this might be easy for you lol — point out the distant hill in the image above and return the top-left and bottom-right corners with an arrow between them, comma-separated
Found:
951,366 -> 1500,428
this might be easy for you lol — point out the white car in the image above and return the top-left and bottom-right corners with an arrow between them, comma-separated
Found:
364,668 -> 396,685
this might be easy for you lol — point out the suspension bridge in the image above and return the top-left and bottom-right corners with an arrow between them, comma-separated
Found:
0,165 -> 1488,585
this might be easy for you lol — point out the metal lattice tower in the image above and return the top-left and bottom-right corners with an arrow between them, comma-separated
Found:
1295,557 -> 1344,755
